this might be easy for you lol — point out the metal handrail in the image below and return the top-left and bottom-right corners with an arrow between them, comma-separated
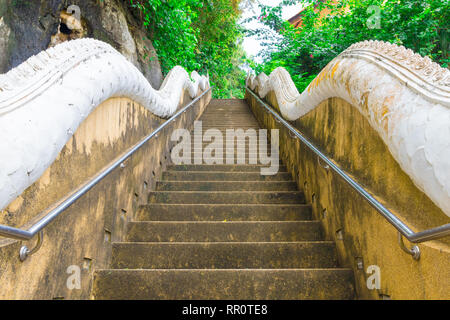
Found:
0,87 -> 212,260
246,87 -> 450,259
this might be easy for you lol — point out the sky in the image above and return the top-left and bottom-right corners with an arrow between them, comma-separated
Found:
240,0 -> 305,63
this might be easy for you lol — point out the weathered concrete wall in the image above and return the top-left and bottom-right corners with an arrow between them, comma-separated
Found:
246,92 -> 450,300
0,0 -> 163,89
0,90 -> 211,299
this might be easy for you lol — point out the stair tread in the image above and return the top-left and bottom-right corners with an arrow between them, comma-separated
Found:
148,191 -> 305,205
147,191 -> 304,195
92,268 -> 355,300
137,203 -> 312,221
128,220 -> 317,223
165,170 -> 285,173
114,241 -> 334,244
162,171 -> 293,181
167,165 -> 286,168
110,241 -> 339,269
141,203 -> 308,206
96,267 -> 353,271
158,180 -> 296,183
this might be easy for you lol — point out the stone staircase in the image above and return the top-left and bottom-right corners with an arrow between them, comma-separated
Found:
92,99 -> 355,299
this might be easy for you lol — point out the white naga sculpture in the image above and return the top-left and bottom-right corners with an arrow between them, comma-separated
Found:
247,40 -> 450,218
0,38 -> 210,211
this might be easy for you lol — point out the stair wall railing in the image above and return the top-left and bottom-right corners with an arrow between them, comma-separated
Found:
0,87 -> 212,261
246,87 -> 450,260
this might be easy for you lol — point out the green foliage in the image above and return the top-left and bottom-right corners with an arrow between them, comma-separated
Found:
250,0 -> 449,93
130,0 -> 247,98
130,0 -> 201,72
11,0 -> 32,8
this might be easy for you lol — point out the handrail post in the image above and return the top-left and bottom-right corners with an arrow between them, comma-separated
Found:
19,231 -> 44,262
398,232 -> 420,260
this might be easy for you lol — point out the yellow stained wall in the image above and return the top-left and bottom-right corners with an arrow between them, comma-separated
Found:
0,90 -> 211,299
246,91 -> 450,300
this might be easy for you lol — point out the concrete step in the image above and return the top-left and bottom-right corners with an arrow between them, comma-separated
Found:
110,242 -> 338,269
188,153 -> 276,160
186,161 -> 282,167
188,149 -> 276,153
200,117 -> 256,119
189,151 -> 275,155
194,127 -> 261,130
136,204 -> 312,221
192,129 -> 262,132
166,164 -> 285,172
195,121 -> 260,123
156,181 -> 297,191
187,158 -> 280,164
186,161 -> 281,167
198,123 -> 260,126
190,145 -> 274,149
196,125 -> 262,127
92,269 -> 355,300
148,191 -> 305,204
200,114 -> 256,117
188,152 -> 277,155
196,119 -> 259,121
162,171 -> 292,181
197,121 -> 259,123
126,221 -> 323,242
190,147 -> 272,152
197,126 -> 262,128
191,141 -> 272,145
